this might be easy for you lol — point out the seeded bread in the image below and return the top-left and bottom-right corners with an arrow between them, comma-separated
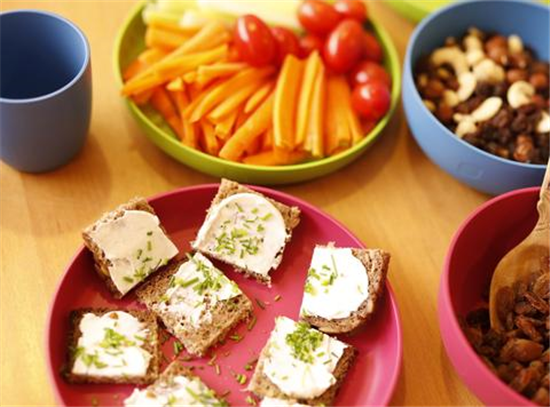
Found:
64,308 -> 159,384
82,197 -> 175,299
248,336 -> 357,406
136,257 -> 254,357
193,179 -> 301,285
301,248 -> 390,334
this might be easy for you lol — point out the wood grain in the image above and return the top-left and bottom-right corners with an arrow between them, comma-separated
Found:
0,1 -> 486,405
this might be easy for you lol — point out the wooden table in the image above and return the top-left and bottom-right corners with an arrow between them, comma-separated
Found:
0,1 -> 489,405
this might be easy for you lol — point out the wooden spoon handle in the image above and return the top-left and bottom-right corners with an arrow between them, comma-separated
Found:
536,161 -> 550,232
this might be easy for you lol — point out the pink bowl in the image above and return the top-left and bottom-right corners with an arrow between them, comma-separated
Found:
438,187 -> 540,406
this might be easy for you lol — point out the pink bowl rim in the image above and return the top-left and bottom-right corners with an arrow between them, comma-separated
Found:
45,183 -> 403,406
439,186 -> 540,406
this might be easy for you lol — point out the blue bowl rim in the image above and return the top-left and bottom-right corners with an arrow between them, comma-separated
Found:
404,0 -> 548,170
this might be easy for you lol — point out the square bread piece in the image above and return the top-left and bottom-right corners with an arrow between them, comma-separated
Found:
124,361 -> 227,407
248,316 -> 356,406
192,179 -> 301,286
136,252 -> 253,356
299,245 -> 390,334
82,197 -> 179,299
64,308 -> 159,385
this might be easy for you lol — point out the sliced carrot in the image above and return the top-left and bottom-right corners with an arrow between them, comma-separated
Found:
166,77 -> 184,92
150,88 -> 183,139
296,51 -> 321,146
304,63 -> 326,158
138,48 -> 167,65
208,79 -> 264,121
219,92 -> 274,161
123,59 -> 145,81
147,19 -> 201,36
183,71 -> 197,84
244,134 -> 262,156
243,149 -> 307,166
244,81 -> 274,114
123,49 -> 166,81
131,88 -> 154,105
273,55 -> 305,149
145,27 -> 189,51
200,120 -> 219,155
261,127 -> 273,151
235,108 -> 251,130
170,89 -> 198,148
214,109 -> 238,139
196,62 -> 248,86
325,76 -> 351,155
347,104 -> 363,145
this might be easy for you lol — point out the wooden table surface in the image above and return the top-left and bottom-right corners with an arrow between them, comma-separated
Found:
0,1 -> 489,405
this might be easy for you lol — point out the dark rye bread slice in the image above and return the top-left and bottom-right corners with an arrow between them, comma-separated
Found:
301,248 -> 390,334
64,308 -> 159,384
82,197 -> 174,299
193,179 -> 301,285
248,337 -> 357,406
136,258 -> 254,357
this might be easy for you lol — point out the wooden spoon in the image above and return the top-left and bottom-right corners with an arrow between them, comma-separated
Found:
489,165 -> 550,331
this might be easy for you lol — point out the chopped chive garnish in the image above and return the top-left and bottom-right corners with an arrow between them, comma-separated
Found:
245,396 -> 257,406
147,231 -> 153,236
234,373 -> 247,385
235,203 -> 244,212
247,315 -> 257,331
230,333 -> 242,342
208,354 -> 217,366
173,341 -> 184,356
147,241 -> 152,251
255,298 -> 266,310
136,249 -> 143,259
214,363 -> 221,375
123,276 -> 134,283
261,213 -> 272,221
274,294 -> 282,302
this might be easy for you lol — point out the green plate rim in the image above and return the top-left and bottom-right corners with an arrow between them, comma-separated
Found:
113,1 -> 401,175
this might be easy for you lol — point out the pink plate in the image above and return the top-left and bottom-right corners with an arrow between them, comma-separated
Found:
46,184 -> 402,406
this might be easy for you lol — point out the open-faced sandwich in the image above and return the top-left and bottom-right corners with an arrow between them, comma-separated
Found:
299,244 -> 390,334
248,316 -> 356,406
192,179 -> 300,286
82,197 -> 179,298
136,252 -> 253,356
64,308 -> 159,385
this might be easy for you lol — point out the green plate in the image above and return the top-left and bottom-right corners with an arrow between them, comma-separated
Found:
114,2 -> 401,185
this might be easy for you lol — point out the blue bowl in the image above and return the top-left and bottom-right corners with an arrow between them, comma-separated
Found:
403,0 -> 549,195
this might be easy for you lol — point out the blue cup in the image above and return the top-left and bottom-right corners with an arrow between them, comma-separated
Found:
0,10 -> 92,173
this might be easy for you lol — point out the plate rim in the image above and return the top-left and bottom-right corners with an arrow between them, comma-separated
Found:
45,183 -> 403,406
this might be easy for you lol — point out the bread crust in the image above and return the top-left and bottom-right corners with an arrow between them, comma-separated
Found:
193,179 -> 301,285
82,197 -> 174,299
301,248 -> 390,334
63,308 -> 159,384
136,258 -> 253,357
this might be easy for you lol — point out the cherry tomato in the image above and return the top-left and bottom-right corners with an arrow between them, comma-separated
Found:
334,0 -> 368,23
351,81 -> 390,120
233,15 -> 276,67
363,31 -> 383,62
322,19 -> 364,74
297,0 -> 342,36
271,26 -> 301,65
300,34 -> 324,57
350,61 -> 391,88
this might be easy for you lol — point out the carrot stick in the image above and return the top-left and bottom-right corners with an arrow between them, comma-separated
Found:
200,120 -> 219,155
123,49 -> 166,81
304,63 -> 326,158
138,48 -> 167,65
347,105 -> 363,145
196,63 -> 248,86
166,77 -> 184,92
296,51 -> 321,146
215,109 -> 238,139
150,88 -> 183,139
145,27 -> 189,51
242,149 -> 307,166
131,88 -> 154,105
261,127 -> 273,151
219,92 -> 274,161
273,55 -> 305,149
147,19 -> 201,36
244,134 -> 262,156
170,89 -> 198,148
208,79 -> 263,121
325,76 -> 351,155
244,81 -> 274,114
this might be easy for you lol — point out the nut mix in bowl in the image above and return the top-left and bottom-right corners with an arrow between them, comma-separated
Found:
462,256 -> 549,406
415,27 -> 549,165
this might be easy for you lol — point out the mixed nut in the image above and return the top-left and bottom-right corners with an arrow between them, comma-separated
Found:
416,27 -> 550,164
462,256 -> 549,405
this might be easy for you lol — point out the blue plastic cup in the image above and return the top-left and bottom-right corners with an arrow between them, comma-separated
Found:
0,10 -> 92,173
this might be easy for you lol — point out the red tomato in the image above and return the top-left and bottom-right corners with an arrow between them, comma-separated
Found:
297,0 -> 342,36
271,26 -> 301,65
351,81 -> 390,120
334,0 -> 368,22
233,15 -> 276,67
322,19 -> 364,74
350,61 -> 391,88
363,31 -> 383,62
300,34 -> 324,57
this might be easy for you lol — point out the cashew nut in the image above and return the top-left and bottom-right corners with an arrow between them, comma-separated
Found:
473,58 -> 506,83
431,47 -> 469,75
455,120 -> 478,138
508,34 -> 524,54
471,97 -> 503,122
466,49 -> 485,67
423,99 -> 436,113
464,35 -> 483,51
443,90 -> 459,107
536,111 -> 550,133
468,26 -> 484,39
507,80 -> 535,108
417,73 -> 428,88
457,72 -> 477,101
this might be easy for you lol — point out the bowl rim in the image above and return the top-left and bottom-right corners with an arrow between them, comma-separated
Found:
439,186 -> 540,406
112,0 -> 402,174
404,0 -> 547,170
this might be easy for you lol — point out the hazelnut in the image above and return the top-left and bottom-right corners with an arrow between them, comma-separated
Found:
529,73 -> 549,90
485,35 -> 507,52
436,103 -> 454,123
513,135 -> 535,162
506,69 -> 528,84
424,79 -> 445,99
487,46 -> 508,65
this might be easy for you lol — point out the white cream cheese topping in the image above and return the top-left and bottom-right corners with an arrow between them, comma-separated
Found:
193,193 -> 287,277
89,210 -> 178,296
156,252 -> 241,328
124,374 -> 223,407
262,316 -> 347,399
260,397 -> 309,407
300,246 -> 369,320
72,311 -> 152,378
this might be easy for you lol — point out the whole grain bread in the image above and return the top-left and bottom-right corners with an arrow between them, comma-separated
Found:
301,248 -> 390,334
82,197 -> 175,299
193,179 -> 301,285
248,334 -> 357,406
136,257 -> 254,357
64,308 -> 159,385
